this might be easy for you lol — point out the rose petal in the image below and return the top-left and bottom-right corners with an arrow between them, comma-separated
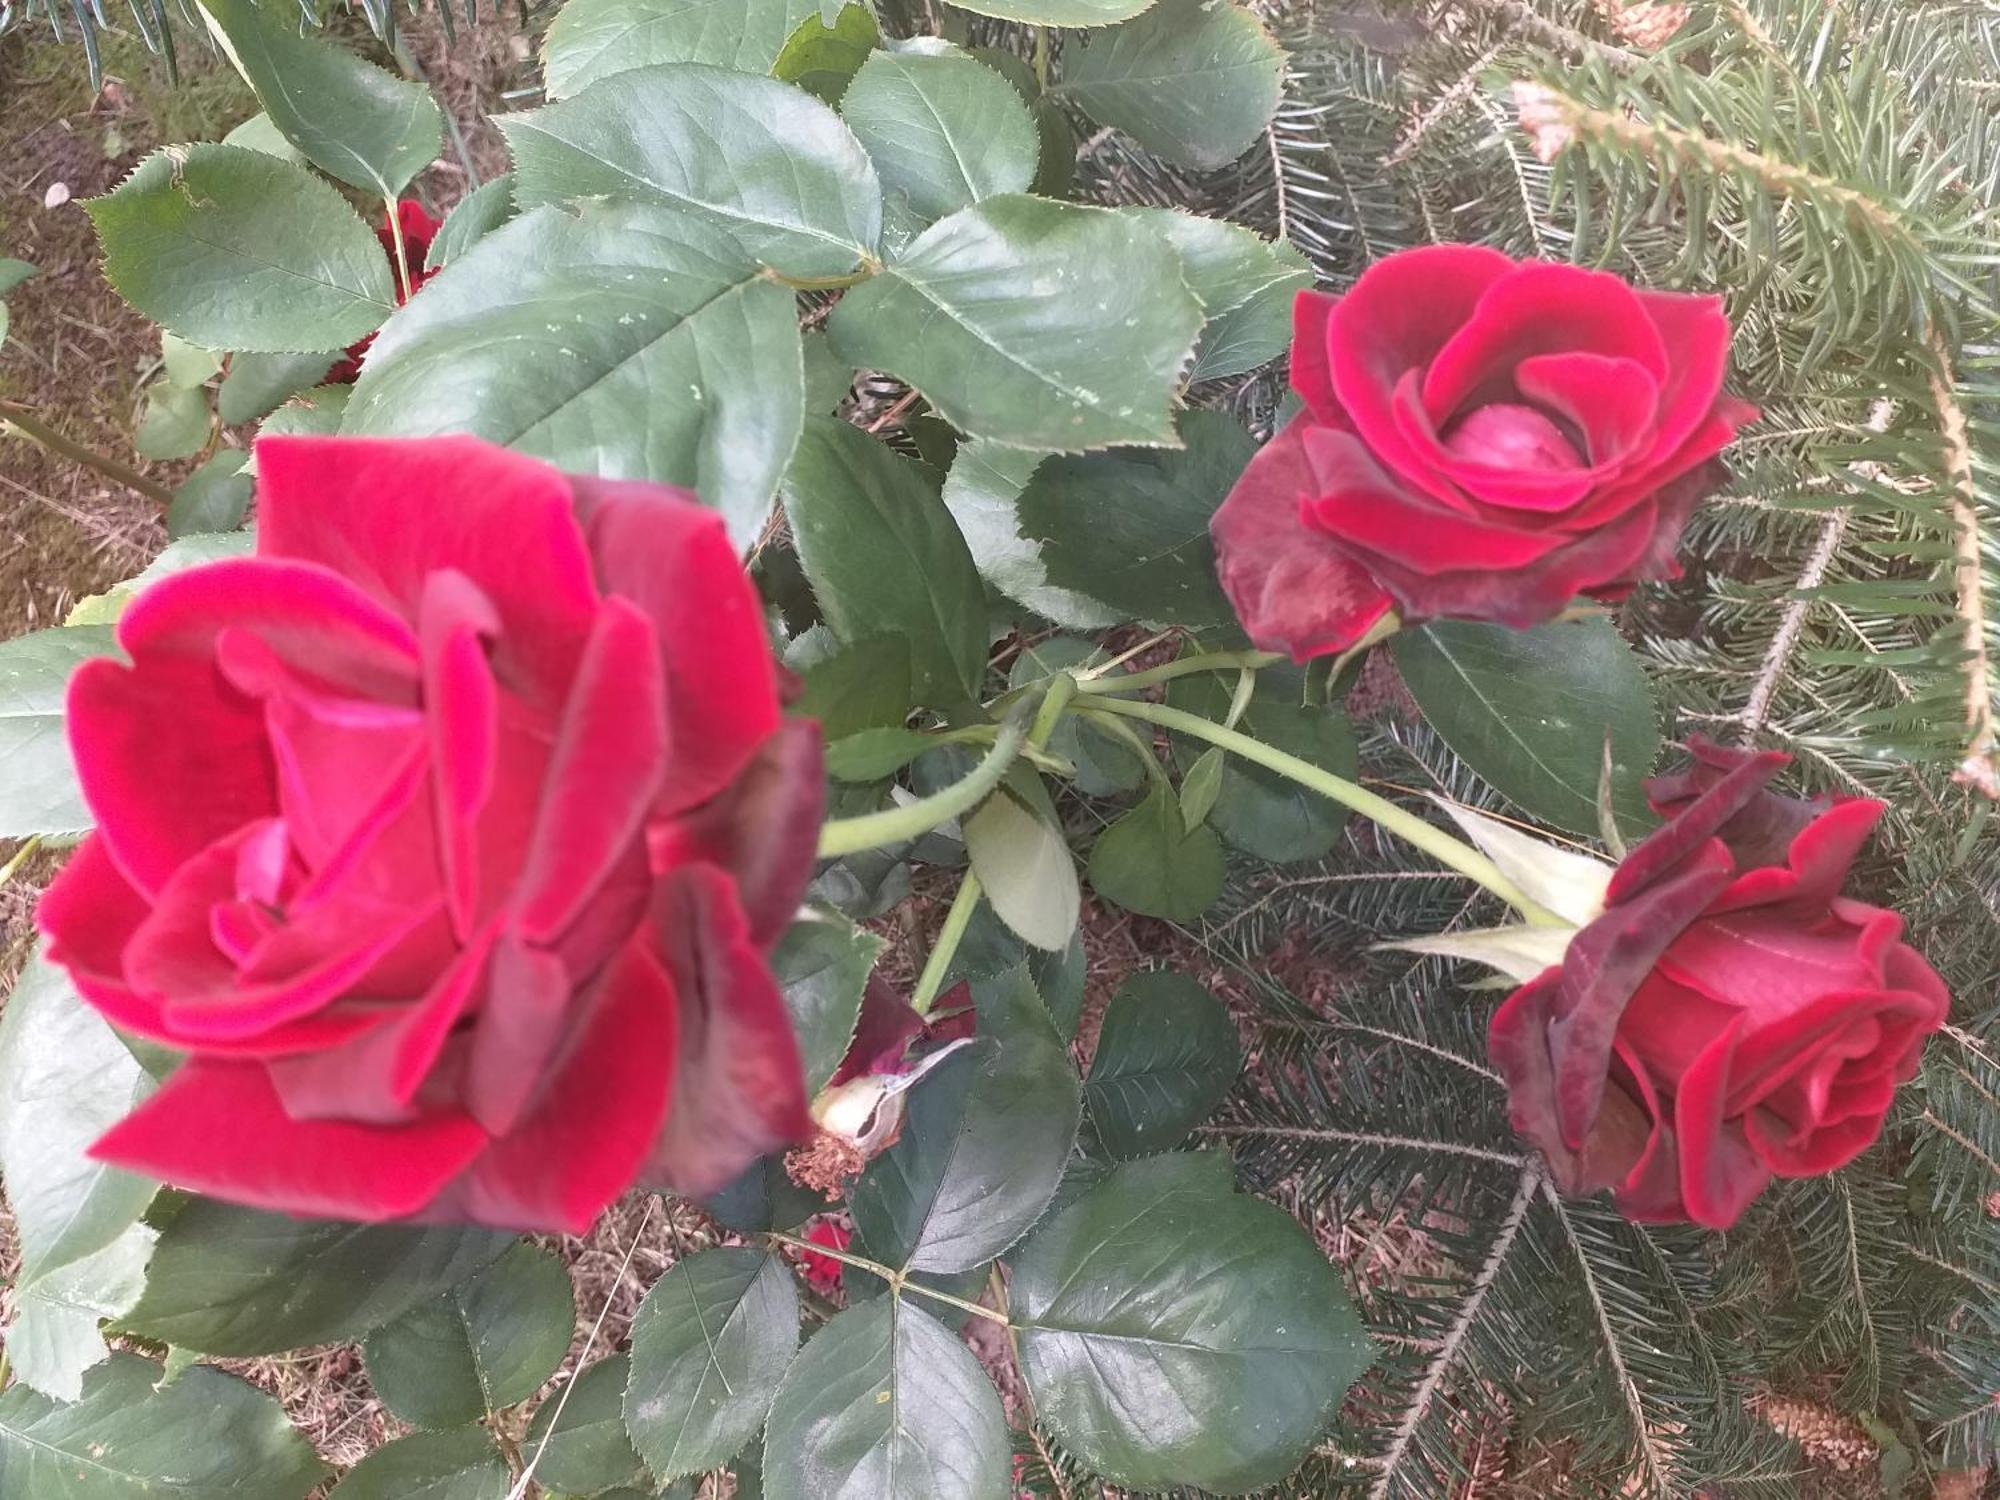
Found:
90,1059 -> 487,1221
464,932 -> 572,1137
1516,353 -> 1661,468
1209,416 -> 1395,661
418,570 -> 501,939
1289,288 -> 1343,426
1706,797 -> 1882,914
1671,1019 -> 1774,1228
1607,745 -> 1789,903
1632,288 -> 1734,461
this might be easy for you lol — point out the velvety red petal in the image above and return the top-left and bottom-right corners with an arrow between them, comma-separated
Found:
424,924 -> 679,1233
568,476 -> 783,815
464,932 -> 573,1137
90,1059 -> 487,1221
1706,797 -> 1882,915
1608,746 -> 1789,903
1327,244 -> 1516,506
1606,1037 -> 1682,1216
1420,260 -> 1668,422
1654,907 -> 1885,1031
37,835 -> 151,998
1516,353 -> 1661,468
1632,288 -> 1734,461
1289,288 -> 1343,426
833,975 -> 930,1086
1671,1020 -> 1773,1228
254,435 -> 601,706
1746,1105 -> 1883,1177
514,597 -> 667,944
652,718 -> 825,948
1208,416 -> 1395,661
1390,373 -> 1616,515
640,863 -> 812,1199
417,570 -> 502,938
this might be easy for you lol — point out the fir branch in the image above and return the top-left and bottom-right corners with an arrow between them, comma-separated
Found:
1196,1124 -> 1528,1167
1925,337 -> 1999,793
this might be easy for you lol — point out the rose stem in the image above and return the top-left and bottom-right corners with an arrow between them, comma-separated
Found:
765,1231 -> 1011,1326
382,196 -> 414,303
0,400 -> 174,506
1075,693 -> 1564,925
1071,647 -> 1283,696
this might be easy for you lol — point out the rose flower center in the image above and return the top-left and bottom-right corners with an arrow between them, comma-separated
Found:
1442,401 -> 1585,472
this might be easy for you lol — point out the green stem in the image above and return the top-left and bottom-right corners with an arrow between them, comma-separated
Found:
817,712 -> 1027,858
0,400 -> 174,506
1073,648 -> 1282,696
1077,696 -> 1564,925
767,1231 -> 1010,1326
766,261 -> 881,292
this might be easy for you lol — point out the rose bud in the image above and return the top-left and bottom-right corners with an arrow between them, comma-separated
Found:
38,434 -> 822,1233
1210,245 -> 1759,660
325,199 -> 441,384
1487,738 -> 1948,1228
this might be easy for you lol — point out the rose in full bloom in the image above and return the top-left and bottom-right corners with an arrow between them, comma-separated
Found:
1487,738 -> 1948,1228
38,434 -> 822,1232
324,200 -> 441,384
1210,245 -> 1759,660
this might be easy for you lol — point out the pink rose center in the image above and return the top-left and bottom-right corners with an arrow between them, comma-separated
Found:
1442,402 -> 1584,472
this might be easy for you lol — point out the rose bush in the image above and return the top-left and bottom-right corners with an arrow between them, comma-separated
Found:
36,434 -> 821,1232
1211,244 -> 1760,659
1488,737 -> 1950,1227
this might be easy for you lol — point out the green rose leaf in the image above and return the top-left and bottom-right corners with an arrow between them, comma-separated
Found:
523,1355 -> 649,1496
624,1248 -> 801,1481
133,382 -> 211,461
161,332 -> 224,387
0,1353 -> 328,1498
543,0 -> 819,99
504,63 -> 882,279
1087,780 -> 1226,922
88,144 -> 396,353
424,174 -> 515,271
774,906 -> 886,1095
327,1428 -> 510,1500
221,111 -> 307,163
789,630 -> 917,740
829,195 -> 1201,451
257,383 -> 350,445
218,351 -> 337,426
842,46 -> 1038,228
705,1153 -> 823,1236
6,1221 -> 157,1401
762,1298 -> 1009,1500
941,440 -> 1117,629
1058,0 -> 1285,171
772,3 -> 880,103
781,417 -> 987,705
0,257 -> 37,296
1019,408 -> 1253,628
850,966 -> 1081,1273
1168,667 -> 1359,863
195,0 -> 442,196
0,625 -> 118,836
362,1241 -> 577,1429
1085,971 -> 1240,1158
344,201 -> 802,552
1391,617 -> 1661,836
167,449 -> 253,538
1012,1153 -> 1373,1493
964,781 -> 1079,951
121,1203 -> 512,1355
1121,207 -> 1312,380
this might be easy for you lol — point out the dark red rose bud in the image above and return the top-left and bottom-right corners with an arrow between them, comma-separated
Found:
39,434 -> 821,1234
1488,741 -> 1947,1228
1211,246 -> 1759,660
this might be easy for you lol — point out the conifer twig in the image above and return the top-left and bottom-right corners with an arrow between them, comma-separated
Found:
1925,338 -> 1998,795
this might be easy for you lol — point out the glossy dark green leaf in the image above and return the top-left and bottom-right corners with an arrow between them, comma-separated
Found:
544,0 -> 818,98
1391,617 -> 1660,836
344,201 -> 801,551
800,327 -> 853,413
257,383 -> 351,443
425,175 -> 515,270
964,782 -> 1079,951
1018,408 -> 1252,627
133,382 -> 210,460
1085,971 -> 1239,1158
88,145 -> 396,353
1121,207 -> 1311,380
842,46 -> 1037,227
773,3 -> 880,103
328,1428 -> 510,1500
160,332 -> 224,387
218,351 -> 337,426
0,1353 -> 327,1498
850,966 -> 1080,1273
504,63 -> 881,278
1059,0 -> 1284,170
788,629 -> 916,739
122,1204 -> 512,1355
624,1248 -> 800,1481
704,1154 -> 823,1235
1012,1153 -> 1372,1493
825,725 -> 952,782
781,417 -> 987,704
195,0 -> 441,196
1168,667 -> 1358,863
0,625 -> 117,836
774,906 -> 885,1094
167,450 -> 253,537
1086,781 -> 1225,922
362,1241 -> 576,1428
941,440 -> 1116,628
221,111 -> 307,164
762,1298 -> 1008,1500
829,195 -> 1201,451
524,1355 -> 649,1495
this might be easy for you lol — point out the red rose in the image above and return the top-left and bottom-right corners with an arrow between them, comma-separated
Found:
796,1217 -> 852,1294
325,200 -> 441,385
1210,246 -> 1759,660
37,434 -> 822,1232
1487,738 -> 1948,1228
